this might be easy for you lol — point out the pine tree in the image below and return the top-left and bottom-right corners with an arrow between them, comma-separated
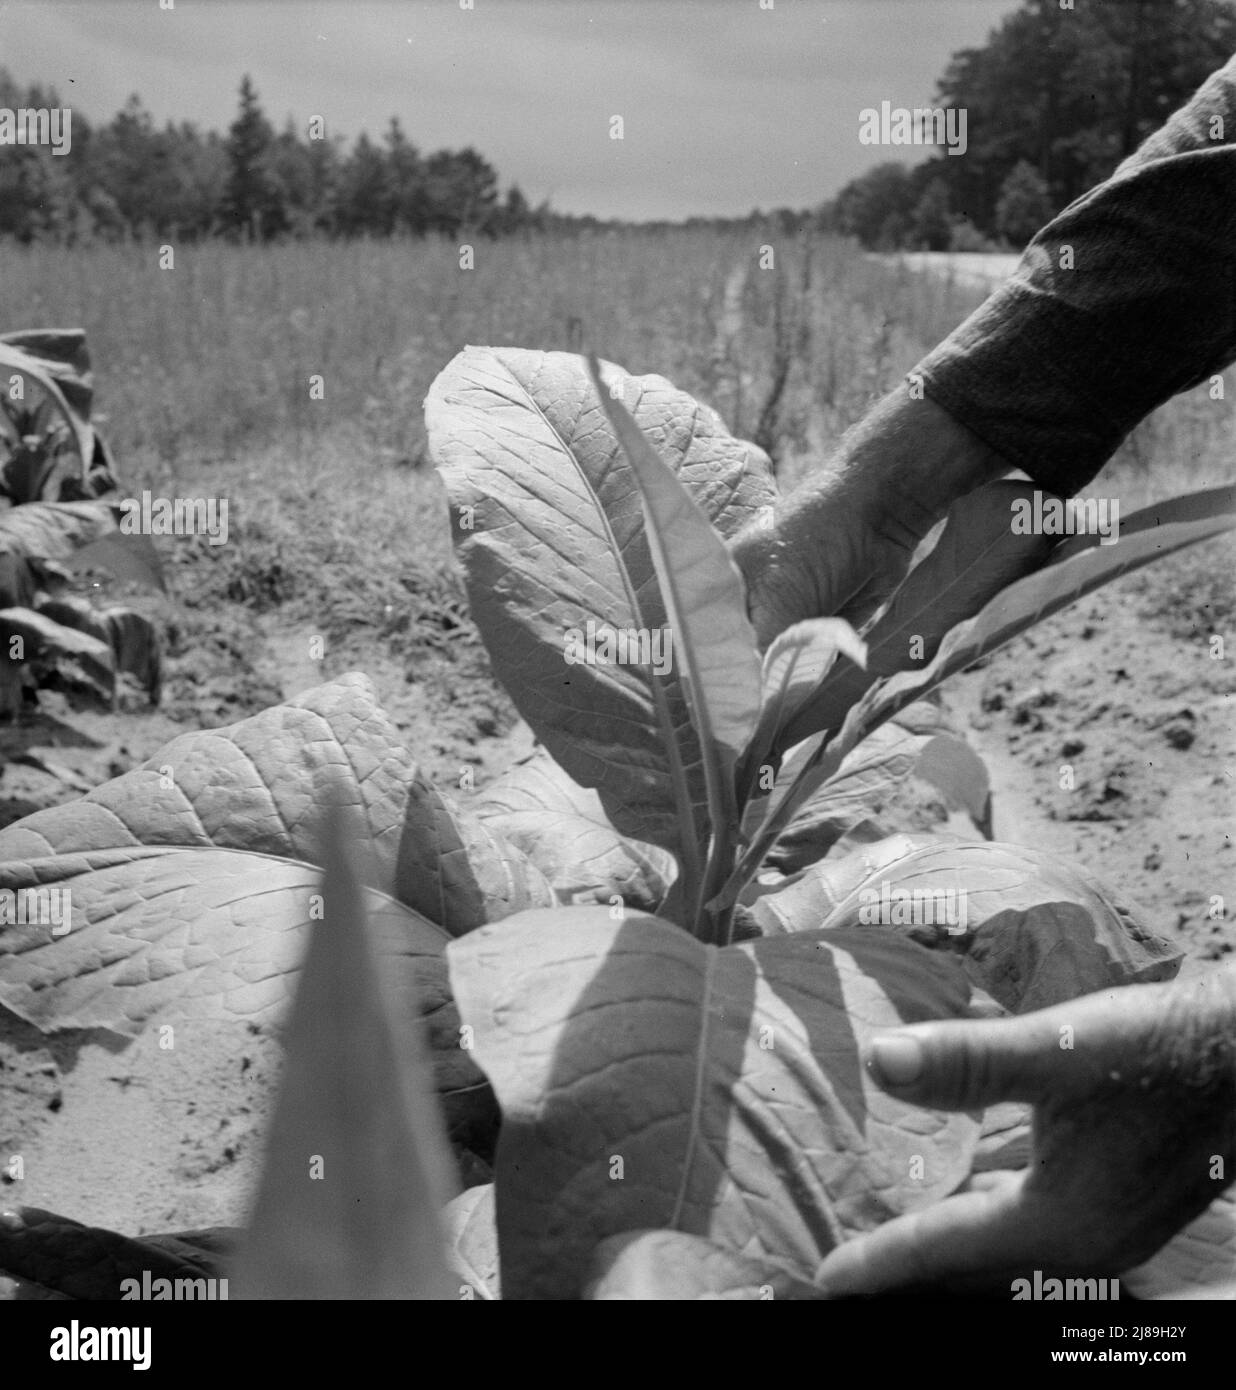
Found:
910,180 -> 952,251
337,133 -> 388,236
222,76 -> 285,241
385,117 -> 425,234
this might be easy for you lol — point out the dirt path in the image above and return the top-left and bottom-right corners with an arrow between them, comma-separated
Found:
943,560 -> 1234,983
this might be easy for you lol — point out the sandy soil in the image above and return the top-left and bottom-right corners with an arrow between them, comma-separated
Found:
946,545 -> 1235,984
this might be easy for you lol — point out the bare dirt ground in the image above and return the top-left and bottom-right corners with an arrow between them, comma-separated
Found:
946,539 -> 1236,985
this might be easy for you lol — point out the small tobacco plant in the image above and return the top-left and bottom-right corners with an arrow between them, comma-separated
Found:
0,347 -> 1232,1300
0,329 -> 163,715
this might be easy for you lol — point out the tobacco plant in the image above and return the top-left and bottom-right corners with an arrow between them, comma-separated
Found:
0,330 -> 162,714
0,348 -> 1232,1300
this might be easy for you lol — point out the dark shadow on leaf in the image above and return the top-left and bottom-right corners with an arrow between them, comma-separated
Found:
757,926 -> 973,1133
523,916 -> 755,1294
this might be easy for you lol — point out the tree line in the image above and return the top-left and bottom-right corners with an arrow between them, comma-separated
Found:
3,0 -> 1233,248
0,66 -> 823,245
0,71 -> 545,243
824,0 -> 1236,252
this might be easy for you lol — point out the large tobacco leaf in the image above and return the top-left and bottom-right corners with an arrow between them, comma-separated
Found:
0,329 -> 122,503
394,776 -> 555,934
427,347 -> 776,862
0,671 -> 549,937
752,835 -> 1183,1013
586,354 -> 762,934
0,501 -> 161,600
750,713 -> 990,878
448,908 -> 982,1299
586,354 -> 761,760
0,604 -> 116,700
37,598 -> 163,707
2,818 -> 462,1300
738,617 -> 866,805
0,501 -> 121,590
474,747 -> 675,912
750,833 -> 944,931
0,332 -> 97,481
756,722 -> 927,873
0,848 -> 447,1034
0,674 -> 539,1153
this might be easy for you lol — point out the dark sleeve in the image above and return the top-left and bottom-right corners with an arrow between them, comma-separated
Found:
913,54 -> 1236,497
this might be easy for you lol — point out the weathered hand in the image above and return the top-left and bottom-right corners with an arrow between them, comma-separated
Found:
730,467 -> 920,649
730,390 -> 1009,649
816,967 -> 1236,1297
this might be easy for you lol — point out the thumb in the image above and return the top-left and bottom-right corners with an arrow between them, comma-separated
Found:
865,1010 -> 1073,1111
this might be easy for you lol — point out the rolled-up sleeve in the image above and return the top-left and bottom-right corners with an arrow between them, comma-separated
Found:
915,54 -> 1236,497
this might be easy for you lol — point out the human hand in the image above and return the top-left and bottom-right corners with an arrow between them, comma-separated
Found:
729,464 -> 918,651
731,390 -> 1009,648
815,967 -> 1236,1297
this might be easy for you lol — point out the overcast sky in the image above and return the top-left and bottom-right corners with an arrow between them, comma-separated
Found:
0,0 -> 1020,219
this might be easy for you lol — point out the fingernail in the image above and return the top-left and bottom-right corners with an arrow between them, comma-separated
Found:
869,1033 -> 923,1087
